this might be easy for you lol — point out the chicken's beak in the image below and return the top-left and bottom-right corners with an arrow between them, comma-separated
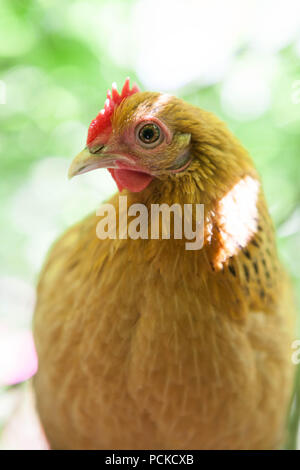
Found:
68,147 -> 114,179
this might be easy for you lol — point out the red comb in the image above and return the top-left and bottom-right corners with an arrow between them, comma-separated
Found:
87,78 -> 140,146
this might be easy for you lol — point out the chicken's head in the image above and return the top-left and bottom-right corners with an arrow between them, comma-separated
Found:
69,78 -> 253,196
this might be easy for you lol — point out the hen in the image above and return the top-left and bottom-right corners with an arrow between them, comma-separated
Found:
33,79 -> 296,449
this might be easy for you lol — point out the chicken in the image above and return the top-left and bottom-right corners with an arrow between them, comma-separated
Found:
33,78 -> 296,450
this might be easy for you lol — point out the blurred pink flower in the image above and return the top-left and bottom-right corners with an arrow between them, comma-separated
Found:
0,325 -> 38,386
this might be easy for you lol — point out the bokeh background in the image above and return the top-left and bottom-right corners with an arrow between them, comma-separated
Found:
0,0 -> 300,449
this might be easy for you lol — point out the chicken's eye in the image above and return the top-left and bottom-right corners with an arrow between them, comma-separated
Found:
139,124 -> 160,143
137,123 -> 162,148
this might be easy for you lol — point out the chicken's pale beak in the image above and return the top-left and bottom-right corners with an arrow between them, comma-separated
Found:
68,147 -> 114,179
68,145 -> 155,193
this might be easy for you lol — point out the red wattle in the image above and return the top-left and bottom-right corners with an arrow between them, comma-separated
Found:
108,168 -> 153,193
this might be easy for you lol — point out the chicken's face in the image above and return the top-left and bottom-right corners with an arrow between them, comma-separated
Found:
68,79 -> 192,192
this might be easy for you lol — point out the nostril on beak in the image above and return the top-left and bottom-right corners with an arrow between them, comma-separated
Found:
89,145 -> 105,155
